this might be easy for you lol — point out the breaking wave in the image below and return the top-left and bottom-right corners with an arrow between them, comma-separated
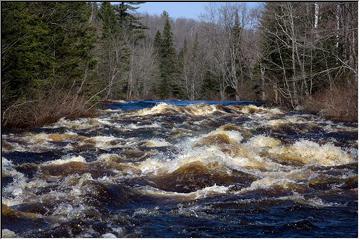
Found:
2,101 -> 357,237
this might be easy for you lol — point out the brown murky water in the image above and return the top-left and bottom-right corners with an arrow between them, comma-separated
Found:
2,101 -> 358,237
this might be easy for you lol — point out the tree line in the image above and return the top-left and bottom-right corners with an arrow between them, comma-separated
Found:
2,2 -> 357,128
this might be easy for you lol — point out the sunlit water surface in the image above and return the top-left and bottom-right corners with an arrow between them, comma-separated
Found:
2,100 -> 358,237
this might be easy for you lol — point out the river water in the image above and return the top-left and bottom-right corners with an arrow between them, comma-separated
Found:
2,100 -> 358,237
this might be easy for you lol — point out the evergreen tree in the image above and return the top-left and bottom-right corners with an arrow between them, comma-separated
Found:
259,2 -> 354,106
99,2 -> 118,39
153,30 -> 162,53
46,2 -> 96,90
2,2 -> 51,107
201,70 -> 219,100
152,30 -> 163,96
97,2 -> 146,99
177,38 -> 187,97
157,11 -> 182,99
259,3 -> 297,105
228,11 -> 248,100
2,2 -> 95,110
115,2 -> 146,43
114,2 -> 146,99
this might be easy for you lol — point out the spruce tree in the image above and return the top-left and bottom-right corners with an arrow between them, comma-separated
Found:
47,2 -> 96,90
2,2 -> 52,106
115,2 -> 146,43
157,11 -> 182,99
99,2 -> 118,39
177,38 -> 187,97
2,2 -> 95,111
153,30 -> 162,53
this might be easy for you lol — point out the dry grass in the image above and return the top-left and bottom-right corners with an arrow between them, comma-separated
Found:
303,83 -> 358,122
2,91 -> 98,129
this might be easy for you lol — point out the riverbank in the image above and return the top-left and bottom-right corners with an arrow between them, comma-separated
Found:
2,94 -> 99,130
302,85 -> 358,122
2,95 -> 358,131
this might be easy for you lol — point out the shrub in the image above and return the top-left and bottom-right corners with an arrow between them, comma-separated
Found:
2,91 -> 98,129
303,82 -> 358,122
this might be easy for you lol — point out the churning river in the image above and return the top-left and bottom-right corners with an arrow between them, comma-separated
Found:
1,100 -> 358,237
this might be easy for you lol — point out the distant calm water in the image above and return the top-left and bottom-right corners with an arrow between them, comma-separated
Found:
106,99 -> 262,111
2,100 -> 358,237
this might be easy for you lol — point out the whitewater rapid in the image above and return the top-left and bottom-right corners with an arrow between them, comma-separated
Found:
2,101 -> 358,237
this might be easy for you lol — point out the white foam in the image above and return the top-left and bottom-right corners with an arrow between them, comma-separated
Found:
137,103 -> 172,115
2,172 -> 49,207
42,155 -> 86,166
2,158 -> 28,205
90,135 -> 124,149
269,139 -> 354,166
138,133 -> 282,176
1,229 -> 17,238
247,135 -> 281,148
136,103 -> 219,116
133,207 -> 160,217
48,117 -> 113,130
138,184 -> 230,200
127,122 -> 161,129
206,129 -> 244,144
97,153 -> 121,162
245,177 -> 296,191
102,233 -> 117,238
279,192 -> 342,207
143,138 -> 171,147
237,105 -> 283,115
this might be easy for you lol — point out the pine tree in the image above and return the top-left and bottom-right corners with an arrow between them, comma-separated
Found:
157,11 -> 182,99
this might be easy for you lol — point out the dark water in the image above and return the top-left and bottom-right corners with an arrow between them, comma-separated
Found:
2,100 -> 358,237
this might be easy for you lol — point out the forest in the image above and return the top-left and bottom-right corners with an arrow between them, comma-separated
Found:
2,2 -> 358,128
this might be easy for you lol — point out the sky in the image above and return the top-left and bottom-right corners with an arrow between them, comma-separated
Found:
136,2 -> 263,20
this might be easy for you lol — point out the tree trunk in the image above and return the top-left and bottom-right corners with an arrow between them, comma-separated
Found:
314,3 -> 319,29
260,64 -> 266,101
